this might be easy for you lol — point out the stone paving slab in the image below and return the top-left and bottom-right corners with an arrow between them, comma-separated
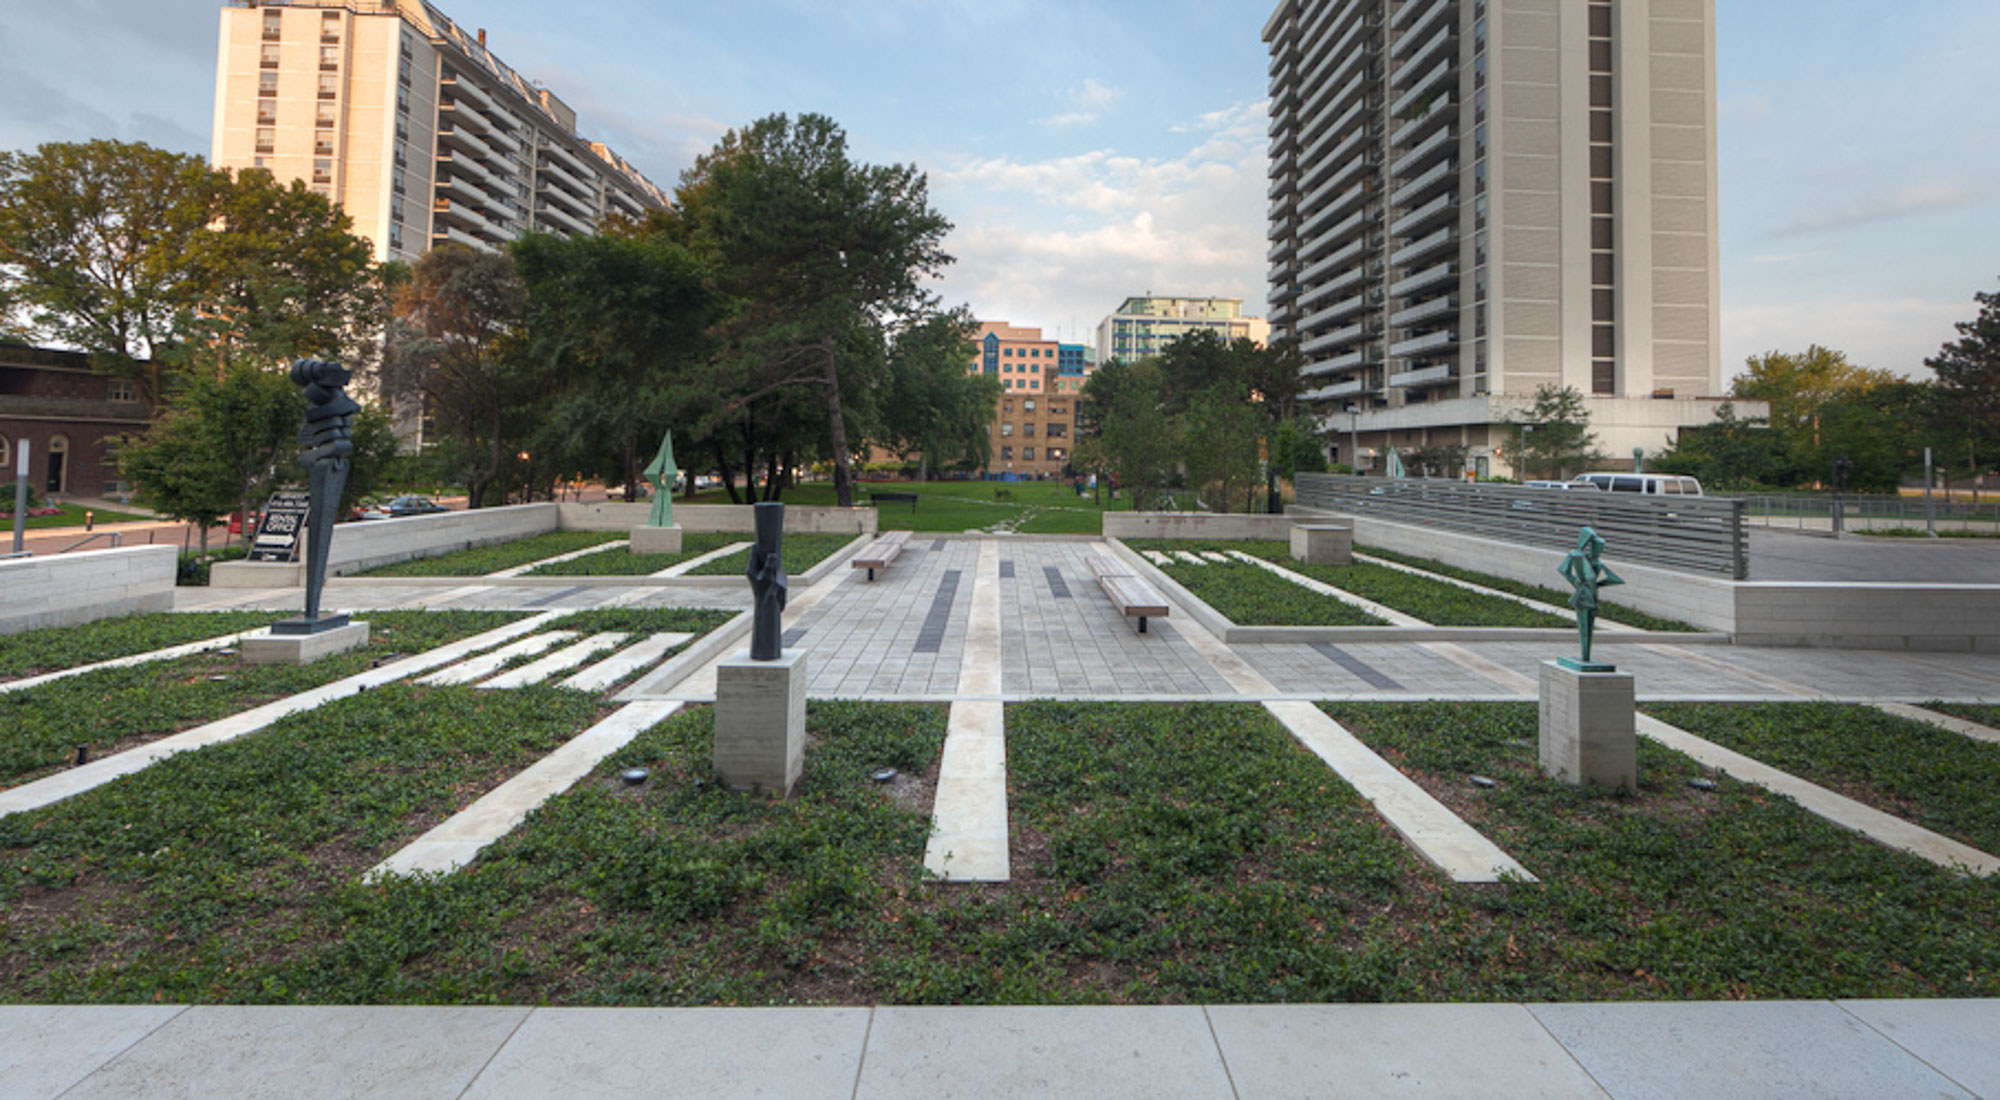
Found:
1839,998 -> 2000,1097
1528,1000 -> 1978,1099
0,1005 -> 186,1099
855,1005 -> 1236,1100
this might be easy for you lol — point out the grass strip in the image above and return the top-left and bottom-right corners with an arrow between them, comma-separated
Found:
1924,702 -> 2000,729
1127,539 -> 1570,627
0,611 -> 520,787
4,502 -> 151,529
687,533 -> 860,576
1646,702 -> 2000,856
1359,545 -> 1701,632
1142,558 -> 1384,626
1324,701 -> 2000,1001
0,611 -> 279,680
0,684 -> 607,1003
526,531 -> 745,576
679,480 -> 1130,534
355,530 -> 627,578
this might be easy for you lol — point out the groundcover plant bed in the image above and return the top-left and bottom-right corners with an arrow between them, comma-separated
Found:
1358,545 -> 1701,632
0,611 -> 521,788
687,533 -> 859,576
1925,702 -> 2000,729
357,530 -> 626,578
1646,702 -> 2000,856
0,684 -> 608,1003
1323,701 -> 2000,1000
1140,556 -> 1384,626
0,611 -> 280,680
682,481 -> 1130,534
541,607 -> 736,637
526,531 -> 745,576
1127,539 -> 1570,627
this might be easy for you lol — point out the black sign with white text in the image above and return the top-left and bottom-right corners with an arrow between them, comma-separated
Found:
247,490 -> 310,563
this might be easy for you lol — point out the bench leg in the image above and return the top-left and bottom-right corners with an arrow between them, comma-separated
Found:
867,567 -> 876,581
1138,616 -> 1148,634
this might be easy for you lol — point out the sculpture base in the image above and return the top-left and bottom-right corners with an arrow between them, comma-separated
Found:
1290,523 -> 1353,566
271,613 -> 351,636
242,620 -> 369,666
631,524 -> 683,555
1539,660 -> 1636,789
1556,656 -> 1617,673
713,650 -> 807,797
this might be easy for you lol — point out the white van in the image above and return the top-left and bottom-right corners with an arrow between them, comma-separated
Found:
1571,473 -> 1704,496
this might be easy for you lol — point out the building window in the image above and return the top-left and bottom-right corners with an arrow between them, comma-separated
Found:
389,224 -> 404,250
1023,447 -> 1035,461
1000,446 -> 1013,461
1049,447 -> 1066,461
0,438 -> 7,469
316,137 -> 335,156
256,100 -> 277,125
259,71 -> 279,96
316,104 -> 336,127
1047,423 -> 1068,438
1023,423 -> 1035,438
255,127 -> 275,153
262,10 -> 282,40
320,45 -> 340,70
44,434 -> 69,495
107,377 -> 136,403
318,73 -> 339,99
312,158 -> 333,183
1023,399 -> 1035,411
1000,423 -> 1013,437
260,43 -> 281,68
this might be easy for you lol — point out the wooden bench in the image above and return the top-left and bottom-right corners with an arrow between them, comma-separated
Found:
867,490 -> 919,511
1085,551 -> 1171,634
851,529 -> 913,581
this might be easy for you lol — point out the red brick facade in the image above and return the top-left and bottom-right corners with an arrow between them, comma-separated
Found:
0,345 -> 150,500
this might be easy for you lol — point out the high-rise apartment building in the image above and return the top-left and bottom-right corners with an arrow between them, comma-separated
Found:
969,322 -> 1077,478
1095,296 -> 1269,368
1264,0 -> 1732,475
212,0 -> 667,265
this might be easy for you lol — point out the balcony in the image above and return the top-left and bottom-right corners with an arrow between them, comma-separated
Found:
1389,94 -> 1453,148
1390,125 -> 1455,178
1390,225 -> 1456,267
1389,261 -> 1455,297
1301,316 -> 1366,347
1299,237 -> 1364,286
1389,363 -> 1454,388
1390,192 -> 1456,237
1302,378 -> 1368,402
1389,330 -> 1457,358
1390,157 -> 1456,207
1390,294 -> 1457,327
1301,346 -> 1364,372
1300,265 -> 1365,308
1267,235 -> 1297,264
1389,57 -> 1453,115
533,201 -> 590,234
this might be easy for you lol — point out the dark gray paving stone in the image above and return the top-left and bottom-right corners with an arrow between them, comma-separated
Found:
464,1007 -> 869,1099
1530,1000 -> 1974,1100
0,1006 -> 185,1099
1208,1004 -> 1608,1099
63,1005 -> 529,1100
857,1005 -> 1232,1099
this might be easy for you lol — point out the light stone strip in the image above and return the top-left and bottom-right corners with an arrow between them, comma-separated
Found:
1172,551 -> 1209,565
416,632 -> 579,686
487,539 -> 628,578
1873,703 -> 2000,746
652,541 -> 752,578
1199,551 -> 1231,563
478,633 -> 630,689
1158,602 -> 1279,696
1640,644 -> 1819,698
559,633 -> 695,693
1222,551 -> 1427,627
0,612 -> 562,819
1,631 -> 259,696
369,699 -> 686,879
1419,642 -> 1539,693
646,569 -> 845,700
1352,551 -> 1622,629
1265,700 -> 1538,884
1142,550 -> 1176,567
392,584 -> 492,610
924,541 -> 1009,881
1636,713 -> 2000,876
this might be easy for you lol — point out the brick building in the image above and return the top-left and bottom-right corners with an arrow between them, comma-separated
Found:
969,322 -> 1081,478
0,345 -> 150,501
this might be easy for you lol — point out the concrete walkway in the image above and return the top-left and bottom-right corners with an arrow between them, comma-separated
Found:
11,533 -> 2000,1097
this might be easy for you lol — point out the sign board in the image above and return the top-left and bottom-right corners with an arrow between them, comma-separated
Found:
246,490 -> 310,563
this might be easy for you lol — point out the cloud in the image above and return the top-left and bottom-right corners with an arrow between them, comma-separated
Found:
1772,181 -> 1987,238
1035,78 -> 1126,127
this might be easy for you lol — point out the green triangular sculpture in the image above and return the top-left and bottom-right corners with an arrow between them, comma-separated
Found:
643,430 -> 675,527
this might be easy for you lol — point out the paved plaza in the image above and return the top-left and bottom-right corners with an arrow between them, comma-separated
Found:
9,532 -> 1998,1097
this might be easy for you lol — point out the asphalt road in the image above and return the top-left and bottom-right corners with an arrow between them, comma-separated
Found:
1747,527 -> 2000,582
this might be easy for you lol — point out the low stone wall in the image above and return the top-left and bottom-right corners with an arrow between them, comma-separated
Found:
558,502 -> 878,535
1101,512 -> 1301,541
0,545 -> 177,635
212,503 -> 560,587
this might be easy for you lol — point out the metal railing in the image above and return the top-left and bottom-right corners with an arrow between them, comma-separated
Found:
1737,494 -> 2000,535
1294,474 -> 1749,578
59,531 -> 124,554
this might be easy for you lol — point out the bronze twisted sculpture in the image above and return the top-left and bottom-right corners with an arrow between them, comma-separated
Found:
276,358 -> 358,635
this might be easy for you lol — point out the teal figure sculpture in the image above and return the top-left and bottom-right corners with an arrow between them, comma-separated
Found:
643,430 -> 675,527
1557,526 -> 1623,671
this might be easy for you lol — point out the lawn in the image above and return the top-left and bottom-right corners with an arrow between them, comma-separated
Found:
1137,555 -> 1385,626
354,530 -> 626,578
2,502 -> 151,530
4,698 -> 1994,1004
0,611 -> 281,680
530,532 -> 857,577
680,480 -> 1129,535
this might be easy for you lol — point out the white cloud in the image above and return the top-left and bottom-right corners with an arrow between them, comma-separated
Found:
1034,78 -> 1127,127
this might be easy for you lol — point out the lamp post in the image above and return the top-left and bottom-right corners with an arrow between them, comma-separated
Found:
10,438 -> 27,557
1520,424 -> 1535,481
1346,404 -> 1360,476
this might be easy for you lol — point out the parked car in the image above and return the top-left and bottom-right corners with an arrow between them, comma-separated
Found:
359,494 -> 449,519
1525,480 -> 1602,490
1571,473 -> 1704,496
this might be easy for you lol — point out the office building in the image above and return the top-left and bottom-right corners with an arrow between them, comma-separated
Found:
1264,0 -> 1736,475
970,323 -> 1078,478
1095,296 -> 1269,368
212,0 -> 667,265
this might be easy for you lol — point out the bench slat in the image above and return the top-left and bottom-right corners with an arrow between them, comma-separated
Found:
1098,575 -> 1169,618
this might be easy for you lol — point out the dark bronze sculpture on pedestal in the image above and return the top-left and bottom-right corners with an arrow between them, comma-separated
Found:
274,359 -> 359,635
747,502 -> 787,659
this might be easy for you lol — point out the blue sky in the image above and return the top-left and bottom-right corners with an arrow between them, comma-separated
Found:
4,1 -> 1996,380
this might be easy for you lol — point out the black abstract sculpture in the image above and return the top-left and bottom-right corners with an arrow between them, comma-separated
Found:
747,502 -> 788,659
274,358 -> 359,635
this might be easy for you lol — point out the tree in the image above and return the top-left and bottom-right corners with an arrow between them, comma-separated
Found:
667,113 -> 955,507
1732,345 -> 1902,480
1926,279 -> 2000,473
1653,400 -> 1799,489
0,140 -> 222,409
511,231 -> 712,501
118,363 -> 298,549
878,309 -> 1000,478
1503,384 -> 1602,479
1089,360 -> 1179,510
1181,384 -> 1262,511
382,245 -> 526,508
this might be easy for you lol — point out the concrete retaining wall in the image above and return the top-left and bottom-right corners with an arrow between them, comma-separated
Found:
559,502 -> 878,535
0,545 -> 177,635
1102,513 -> 1302,541
212,504 -> 560,587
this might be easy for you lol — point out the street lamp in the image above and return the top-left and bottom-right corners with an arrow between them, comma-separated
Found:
1346,404 -> 1360,476
1519,424 -> 1534,481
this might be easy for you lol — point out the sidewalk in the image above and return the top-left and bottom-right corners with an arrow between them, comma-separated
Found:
6,1000 -> 1995,1098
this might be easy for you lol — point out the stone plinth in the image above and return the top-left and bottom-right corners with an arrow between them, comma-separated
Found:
630,524 -> 683,555
241,621 -> 369,666
1290,523 -> 1353,566
210,560 -> 304,588
713,649 -> 807,796
1539,660 -> 1636,788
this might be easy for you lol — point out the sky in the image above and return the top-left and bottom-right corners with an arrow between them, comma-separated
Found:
3,0 -> 1996,381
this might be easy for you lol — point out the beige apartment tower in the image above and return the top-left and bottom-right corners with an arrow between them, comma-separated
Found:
1263,0 -> 1730,475
212,0 -> 666,264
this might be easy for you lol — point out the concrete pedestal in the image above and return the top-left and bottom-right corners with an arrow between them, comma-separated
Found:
713,649 -> 807,797
210,560 -> 304,588
630,524 -> 683,555
1538,660 -> 1636,789
1290,523 -> 1353,566
241,621 -> 369,666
